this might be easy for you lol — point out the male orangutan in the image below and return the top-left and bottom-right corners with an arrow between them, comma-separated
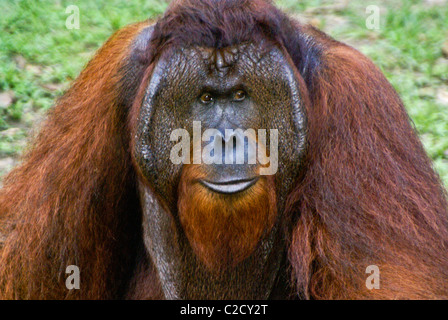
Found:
0,0 -> 447,300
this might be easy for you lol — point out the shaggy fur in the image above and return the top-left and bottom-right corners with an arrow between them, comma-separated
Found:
1,0 -> 447,299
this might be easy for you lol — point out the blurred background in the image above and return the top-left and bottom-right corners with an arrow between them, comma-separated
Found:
0,0 -> 447,186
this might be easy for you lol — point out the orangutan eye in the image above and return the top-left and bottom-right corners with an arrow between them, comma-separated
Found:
200,93 -> 214,104
234,90 -> 246,101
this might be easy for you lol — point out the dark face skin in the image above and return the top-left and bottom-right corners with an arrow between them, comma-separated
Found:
134,42 -> 307,299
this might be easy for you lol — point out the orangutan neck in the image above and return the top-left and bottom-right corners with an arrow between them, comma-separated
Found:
137,182 -> 286,299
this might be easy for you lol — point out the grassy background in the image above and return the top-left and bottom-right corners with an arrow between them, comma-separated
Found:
0,0 -> 447,186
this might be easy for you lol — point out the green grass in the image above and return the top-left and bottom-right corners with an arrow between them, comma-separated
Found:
0,0 -> 447,186
0,0 -> 167,125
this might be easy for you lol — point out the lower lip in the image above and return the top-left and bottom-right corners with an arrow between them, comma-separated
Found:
199,178 -> 259,194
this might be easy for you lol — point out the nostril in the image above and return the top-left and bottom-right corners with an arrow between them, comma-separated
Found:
232,136 -> 237,150
228,136 -> 239,164
222,132 -> 240,164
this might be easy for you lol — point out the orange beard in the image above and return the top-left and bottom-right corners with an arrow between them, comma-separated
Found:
178,165 -> 277,272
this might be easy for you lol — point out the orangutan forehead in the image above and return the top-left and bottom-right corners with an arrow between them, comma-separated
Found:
162,43 -> 286,80
194,43 -> 258,72
149,43 -> 297,106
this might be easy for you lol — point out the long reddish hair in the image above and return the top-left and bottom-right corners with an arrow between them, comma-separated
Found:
1,0 -> 447,299
287,42 -> 448,299
0,22 -> 151,299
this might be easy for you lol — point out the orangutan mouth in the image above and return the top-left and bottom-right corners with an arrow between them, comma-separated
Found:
199,177 -> 259,194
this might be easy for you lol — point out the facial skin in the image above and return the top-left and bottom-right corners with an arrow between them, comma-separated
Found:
134,42 -> 307,299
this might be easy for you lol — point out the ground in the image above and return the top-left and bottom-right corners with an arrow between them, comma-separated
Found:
0,0 -> 447,186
